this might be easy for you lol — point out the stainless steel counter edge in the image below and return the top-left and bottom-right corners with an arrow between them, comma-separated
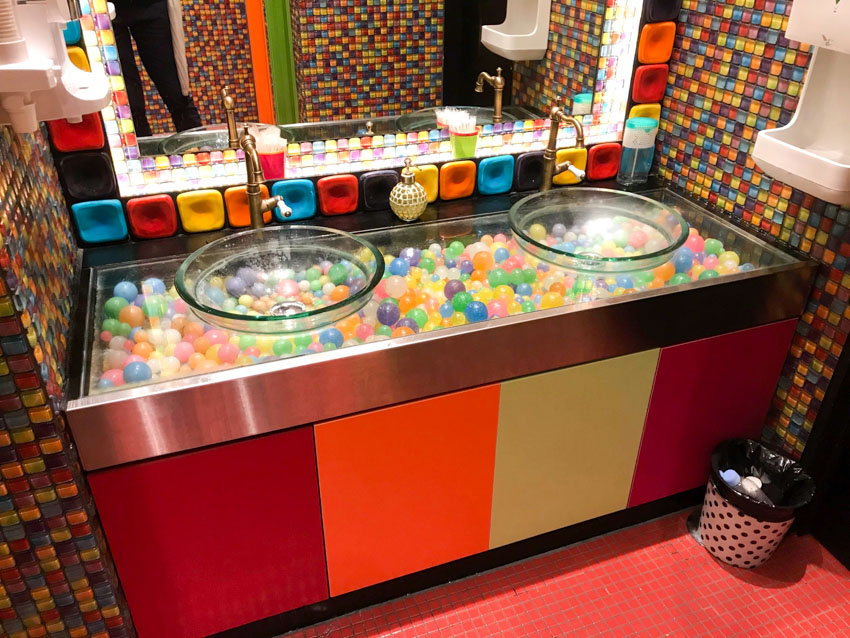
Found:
67,260 -> 815,470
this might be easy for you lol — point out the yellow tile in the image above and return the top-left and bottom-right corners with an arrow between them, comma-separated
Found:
176,189 -> 225,233
67,46 -> 89,72
490,350 -> 659,548
629,104 -> 662,121
411,164 -> 439,203
552,147 -> 588,185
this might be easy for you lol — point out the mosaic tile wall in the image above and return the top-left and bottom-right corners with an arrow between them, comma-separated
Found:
0,127 -> 134,636
656,0 -> 847,459
130,0 -> 259,135
291,1 -> 444,122
513,0 -> 605,108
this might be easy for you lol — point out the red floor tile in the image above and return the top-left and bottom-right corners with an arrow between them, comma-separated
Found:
285,511 -> 850,637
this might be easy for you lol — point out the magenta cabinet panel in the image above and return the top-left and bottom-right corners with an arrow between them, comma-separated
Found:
628,319 -> 797,507
89,426 -> 328,638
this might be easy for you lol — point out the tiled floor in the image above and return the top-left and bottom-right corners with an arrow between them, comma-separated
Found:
287,510 -> 850,637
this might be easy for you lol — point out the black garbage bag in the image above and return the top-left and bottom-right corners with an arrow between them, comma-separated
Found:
710,438 -> 815,523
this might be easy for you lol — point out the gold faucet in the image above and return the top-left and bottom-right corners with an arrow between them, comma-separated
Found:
541,98 -> 585,191
474,67 -> 505,124
221,87 -> 239,150
240,128 -> 287,229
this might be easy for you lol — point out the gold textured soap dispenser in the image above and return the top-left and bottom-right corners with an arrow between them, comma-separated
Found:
390,158 -> 428,222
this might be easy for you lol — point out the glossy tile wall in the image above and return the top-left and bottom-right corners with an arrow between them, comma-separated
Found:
290,1 -> 444,121
656,0 -> 845,458
513,0 -> 605,107
130,0 -> 259,134
0,128 -> 133,637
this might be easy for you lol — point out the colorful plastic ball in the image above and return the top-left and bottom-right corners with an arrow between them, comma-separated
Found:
459,260 -> 474,274
703,255 -> 719,270
439,301 -> 454,318
487,268 -> 510,288
102,318 -> 121,335
173,341 -> 194,363
718,251 -> 740,267
406,308 -> 428,329
452,291 -> 473,312
672,247 -> 694,273
629,230 -> 648,248
377,302 -> 401,326
104,296 -> 129,319
394,318 -> 419,333
704,238 -> 723,255
123,361 -> 152,384
141,295 -> 167,318
668,273 -> 692,285
739,263 -> 755,272
113,281 -> 138,302
327,263 -> 348,285
685,234 -> 705,253
142,278 -> 166,294
540,292 -> 563,309
463,301 -> 488,323
653,262 -> 676,282
101,369 -> 125,386
384,275 -> 407,298
419,257 -> 436,273
698,269 -> 720,280
389,258 -> 410,277
355,324 -> 374,341
528,223 -> 547,241
118,305 -> 145,328
400,247 -> 421,265
217,343 -> 239,364
375,325 -> 393,337
521,300 -> 536,313
443,279 -> 465,300
319,328 -> 344,348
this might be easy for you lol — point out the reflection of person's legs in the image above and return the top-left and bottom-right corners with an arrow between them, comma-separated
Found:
130,1 -> 202,131
113,17 -> 152,137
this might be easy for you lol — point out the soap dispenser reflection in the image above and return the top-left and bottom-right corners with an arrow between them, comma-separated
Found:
390,158 -> 428,222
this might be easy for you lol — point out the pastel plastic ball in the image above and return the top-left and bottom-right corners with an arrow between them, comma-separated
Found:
719,251 -> 740,267
113,281 -> 138,302
668,273 -> 692,285
452,291 -> 473,312
389,258 -> 410,277
217,343 -> 239,364
104,296 -> 129,319
118,305 -> 145,328
142,278 -> 166,294
528,223 -> 547,241
377,302 -> 401,326
698,269 -> 720,280
141,295 -> 167,318
672,248 -> 694,273
123,361 -> 152,384
384,275 -> 407,298
464,301 -> 488,323
319,328 -> 344,348
101,369 -> 125,386
704,238 -> 723,255
443,279 -> 465,300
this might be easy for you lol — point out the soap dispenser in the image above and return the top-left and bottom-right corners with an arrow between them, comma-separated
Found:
389,158 -> 428,222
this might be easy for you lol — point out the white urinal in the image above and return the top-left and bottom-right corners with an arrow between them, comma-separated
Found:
751,0 -> 850,205
481,0 -> 552,61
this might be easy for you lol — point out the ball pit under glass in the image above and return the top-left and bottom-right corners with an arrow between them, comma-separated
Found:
509,188 -> 689,273
85,190 -> 796,395
174,226 -> 384,333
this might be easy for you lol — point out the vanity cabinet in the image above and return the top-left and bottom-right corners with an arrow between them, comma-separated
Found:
88,426 -> 328,638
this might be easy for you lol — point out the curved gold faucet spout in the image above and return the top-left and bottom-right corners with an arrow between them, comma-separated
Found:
474,67 -> 505,123
240,129 -> 285,229
541,97 -> 586,192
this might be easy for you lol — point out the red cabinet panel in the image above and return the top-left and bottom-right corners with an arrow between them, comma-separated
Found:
628,320 -> 797,507
89,426 -> 328,638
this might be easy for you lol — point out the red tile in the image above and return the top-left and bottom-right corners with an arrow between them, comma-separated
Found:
47,113 -> 105,152
126,195 -> 178,239
317,174 -> 359,215
286,511 -> 850,638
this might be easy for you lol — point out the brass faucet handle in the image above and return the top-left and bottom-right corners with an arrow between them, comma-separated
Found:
365,121 -> 374,136
494,67 -> 505,87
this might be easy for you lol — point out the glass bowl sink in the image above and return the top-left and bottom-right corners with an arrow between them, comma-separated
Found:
175,226 -> 384,333
509,188 -> 689,273
396,105 -> 537,132
161,123 -> 295,154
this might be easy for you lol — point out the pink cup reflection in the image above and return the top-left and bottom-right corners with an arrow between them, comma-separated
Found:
258,152 -> 285,180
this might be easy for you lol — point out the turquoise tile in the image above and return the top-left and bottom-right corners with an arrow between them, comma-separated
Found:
63,20 -> 81,45
271,179 -> 317,221
71,200 -> 127,243
477,155 -> 515,195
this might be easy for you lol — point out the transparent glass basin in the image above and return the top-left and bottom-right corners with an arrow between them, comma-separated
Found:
161,123 -> 295,154
175,226 -> 384,333
509,188 -> 689,273
396,105 -> 538,132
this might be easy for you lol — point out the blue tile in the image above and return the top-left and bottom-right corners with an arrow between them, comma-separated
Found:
63,20 -> 81,45
478,155 -> 515,195
271,179 -> 317,221
71,200 -> 127,243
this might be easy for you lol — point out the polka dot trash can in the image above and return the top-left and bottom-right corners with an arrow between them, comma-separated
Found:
698,439 -> 815,569
699,478 -> 794,568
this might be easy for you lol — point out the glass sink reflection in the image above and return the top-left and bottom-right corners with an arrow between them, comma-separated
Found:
174,226 -> 384,334
396,105 -> 539,132
161,123 -> 295,154
510,188 -> 689,273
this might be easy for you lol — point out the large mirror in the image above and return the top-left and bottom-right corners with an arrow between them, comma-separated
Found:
77,0 -> 642,194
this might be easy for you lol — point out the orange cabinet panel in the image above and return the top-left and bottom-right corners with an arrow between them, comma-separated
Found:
315,385 -> 500,595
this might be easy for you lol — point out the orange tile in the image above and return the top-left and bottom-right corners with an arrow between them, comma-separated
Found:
224,185 -> 272,227
638,22 -> 676,64
439,160 -> 476,200
315,385 -> 500,595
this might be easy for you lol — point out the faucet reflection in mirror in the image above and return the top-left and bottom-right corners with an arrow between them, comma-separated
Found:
474,67 -> 505,124
221,86 -> 239,150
